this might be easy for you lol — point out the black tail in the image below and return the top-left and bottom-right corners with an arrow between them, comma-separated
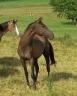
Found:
49,42 -> 56,65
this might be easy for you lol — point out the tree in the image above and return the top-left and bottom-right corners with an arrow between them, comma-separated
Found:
50,0 -> 77,25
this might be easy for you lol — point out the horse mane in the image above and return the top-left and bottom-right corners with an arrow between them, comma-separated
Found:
24,20 -> 45,33
24,21 -> 36,33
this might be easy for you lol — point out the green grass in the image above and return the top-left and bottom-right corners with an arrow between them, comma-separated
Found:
0,0 -> 50,8
0,0 -> 77,96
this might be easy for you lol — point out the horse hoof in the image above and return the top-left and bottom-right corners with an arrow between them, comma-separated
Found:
33,84 -> 36,90
51,61 -> 56,66
31,82 -> 37,90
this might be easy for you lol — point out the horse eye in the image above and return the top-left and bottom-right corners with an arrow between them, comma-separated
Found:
30,28 -> 33,32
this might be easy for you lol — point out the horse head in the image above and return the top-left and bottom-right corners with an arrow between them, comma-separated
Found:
32,17 -> 54,40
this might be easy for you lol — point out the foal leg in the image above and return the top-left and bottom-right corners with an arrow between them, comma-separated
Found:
43,52 -> 50,76
20,57 -> 29,86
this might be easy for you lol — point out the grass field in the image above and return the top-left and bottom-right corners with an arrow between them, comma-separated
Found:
0,0 -> 77,96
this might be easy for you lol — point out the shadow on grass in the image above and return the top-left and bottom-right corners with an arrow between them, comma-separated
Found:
0,57 -> 20,66
0,68 -> 20,77
0,57 -> 21,77
51,72 -> 77,81
43,72 -> 77,82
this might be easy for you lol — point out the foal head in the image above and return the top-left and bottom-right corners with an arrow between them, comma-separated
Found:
26,17 -> 54,40
7,19 -> 19,36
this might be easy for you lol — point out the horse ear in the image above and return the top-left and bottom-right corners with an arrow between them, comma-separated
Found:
15,19 -> 17,22
37,17 -> 43,23
13,19 -> 17,24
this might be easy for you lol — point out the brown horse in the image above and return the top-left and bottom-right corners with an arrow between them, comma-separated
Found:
0,19 -> 19,41
17,17 -> 55,88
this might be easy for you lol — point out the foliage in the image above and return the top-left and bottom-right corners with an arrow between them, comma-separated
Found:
50,0 -> 77,25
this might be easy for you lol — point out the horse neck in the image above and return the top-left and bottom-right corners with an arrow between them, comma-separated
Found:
21,30 -> 36,46
0,22 -> 8,32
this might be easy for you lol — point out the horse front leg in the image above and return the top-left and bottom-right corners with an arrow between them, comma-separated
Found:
20,57 -> 30,86
31,59 -> 37,89
34,59 -> 39,82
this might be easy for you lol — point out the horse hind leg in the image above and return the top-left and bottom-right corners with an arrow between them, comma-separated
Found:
43,53 -> 50,76
46,56 -> 50,76
20,57 -> 30,86
49,42 -> 56,66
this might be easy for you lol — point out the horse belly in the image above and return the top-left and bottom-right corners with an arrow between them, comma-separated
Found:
32,39 -> 45,58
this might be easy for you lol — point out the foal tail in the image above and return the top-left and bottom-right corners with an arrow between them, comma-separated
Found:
49,42 -> 56,66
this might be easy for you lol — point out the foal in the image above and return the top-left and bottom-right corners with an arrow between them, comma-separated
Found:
18,17 -> 54,88
0,19 -> 19,41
